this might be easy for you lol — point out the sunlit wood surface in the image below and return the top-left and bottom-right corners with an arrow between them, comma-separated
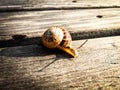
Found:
0,0 -> 120,90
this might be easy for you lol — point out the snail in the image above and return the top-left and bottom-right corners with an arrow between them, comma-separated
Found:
42,26 -> 78,57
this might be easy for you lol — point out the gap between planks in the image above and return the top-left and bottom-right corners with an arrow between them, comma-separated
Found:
1,28 -> 120,48
1,6 -> 120,12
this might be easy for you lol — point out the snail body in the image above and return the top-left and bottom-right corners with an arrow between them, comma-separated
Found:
42,26 -> 78,57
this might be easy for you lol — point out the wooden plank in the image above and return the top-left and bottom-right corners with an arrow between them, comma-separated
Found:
0,36 -> 120,90
0,8 -> 120,41
0,0 -> 120,11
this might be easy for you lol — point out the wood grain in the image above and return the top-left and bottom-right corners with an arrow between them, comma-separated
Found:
0,36 -> 120,90
0,0 -> 120,12
1,8 -> 120,41
1,0 -> 120,90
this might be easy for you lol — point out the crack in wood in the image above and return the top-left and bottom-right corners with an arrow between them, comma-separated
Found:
0,6 -> 120,12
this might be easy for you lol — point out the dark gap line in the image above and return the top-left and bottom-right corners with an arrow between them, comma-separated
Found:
0,6 -> 120,12
0,37 -> 42,48
71,29 -> 120,40
0,29 -> 120,48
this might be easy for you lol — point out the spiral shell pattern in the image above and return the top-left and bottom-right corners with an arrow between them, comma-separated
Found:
42,26 -> 78,57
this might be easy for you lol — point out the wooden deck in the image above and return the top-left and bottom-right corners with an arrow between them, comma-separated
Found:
0,0 -> 120,90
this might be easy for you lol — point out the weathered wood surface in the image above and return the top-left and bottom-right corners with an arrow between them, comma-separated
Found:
0,36 -> 120,90
1,0 -> 120,90
1,8 -> 120,41
0,0 -> 120,11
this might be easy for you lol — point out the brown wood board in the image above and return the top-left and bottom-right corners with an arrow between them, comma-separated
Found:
1,8 -> 120,47
0,36 -> 120,89
1,1 -> 120,89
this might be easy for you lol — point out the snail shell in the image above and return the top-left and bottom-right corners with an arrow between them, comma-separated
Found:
42,27 -> 64,48
42,26 -> 78,57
